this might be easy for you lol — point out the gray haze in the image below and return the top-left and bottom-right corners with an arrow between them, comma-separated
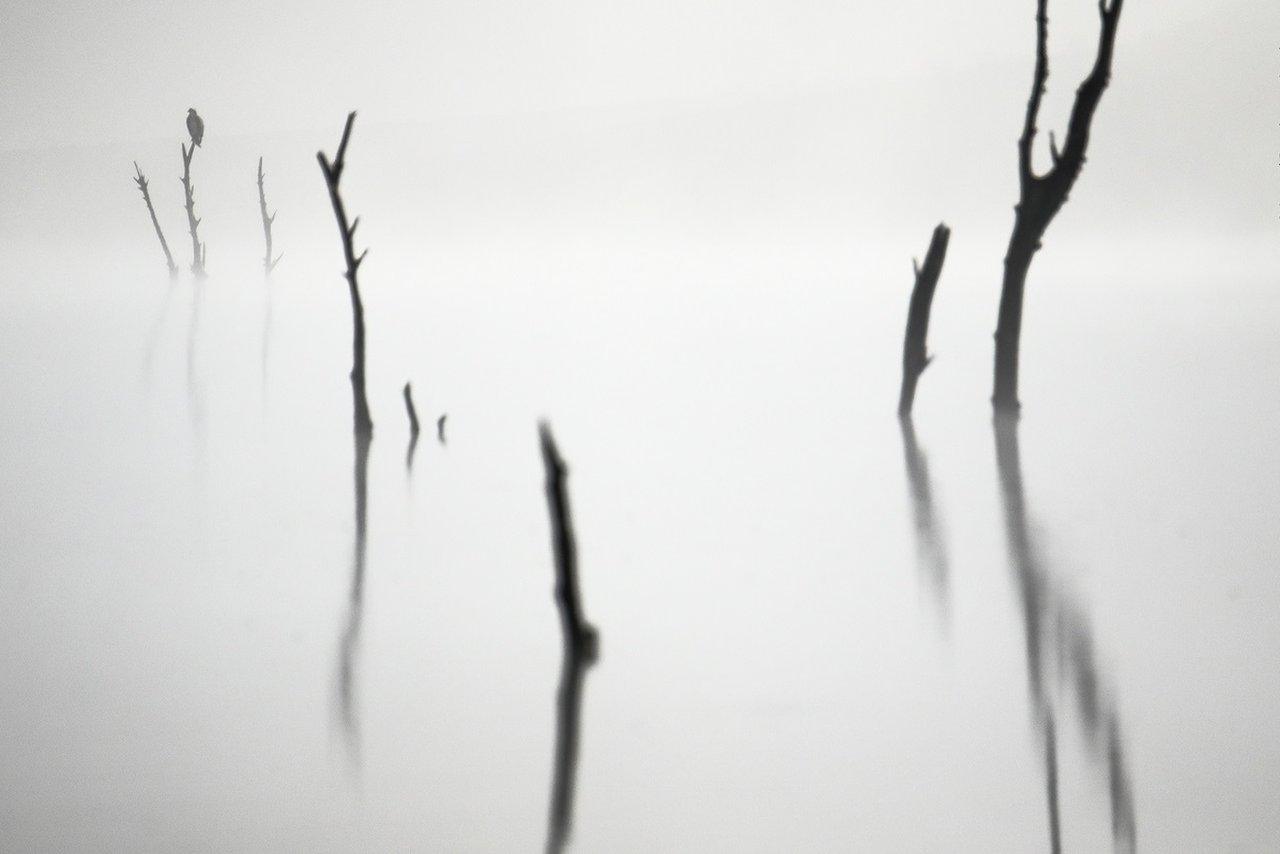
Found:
2,2 -> 1279,852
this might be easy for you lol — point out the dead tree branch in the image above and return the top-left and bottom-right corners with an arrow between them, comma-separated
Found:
539,422 -> 597,655
257,157 -> 283,274
179,142 -> 206,278
318,112 -> 374,438
992,0 -> 1125,413
898,223 -> 950,417
133,162 -> 178,278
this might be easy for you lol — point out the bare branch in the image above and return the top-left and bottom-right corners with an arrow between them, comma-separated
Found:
1017,0 -> 1051,187
335,111 -> 357,169
258,156 -> 281,275
993,0 -> 1126,412
899,223 -> 951,417
539,422 -> 597,654
318,112 -> 373,438
179,139 -> 205,277
132,161 -> 178,277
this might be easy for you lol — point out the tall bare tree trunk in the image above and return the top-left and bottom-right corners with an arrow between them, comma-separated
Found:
180,143 -> 206,277
318,112 -> 374,438
992,0 -> 1124,413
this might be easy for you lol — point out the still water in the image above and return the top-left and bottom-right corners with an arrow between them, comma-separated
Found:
1,137 -> 1278,852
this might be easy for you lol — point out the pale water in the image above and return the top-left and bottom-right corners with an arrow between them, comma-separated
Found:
1,113 -> 1278,852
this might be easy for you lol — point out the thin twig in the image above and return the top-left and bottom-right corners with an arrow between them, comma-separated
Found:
257,157 -> 283,274
133,162 -> 178,278
539,422 -> 596,654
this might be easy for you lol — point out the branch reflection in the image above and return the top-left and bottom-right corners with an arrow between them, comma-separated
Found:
994,415 -> 1136,852
899,417 -> 951,628
336,431 -> 371,772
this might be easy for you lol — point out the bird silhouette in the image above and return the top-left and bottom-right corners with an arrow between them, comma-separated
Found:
186,108 -> 204,147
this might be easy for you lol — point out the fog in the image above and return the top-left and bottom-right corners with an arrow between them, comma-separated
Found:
1,2 -> 1279,851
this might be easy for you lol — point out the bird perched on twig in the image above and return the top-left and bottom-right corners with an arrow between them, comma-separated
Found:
186,108 -> 204,147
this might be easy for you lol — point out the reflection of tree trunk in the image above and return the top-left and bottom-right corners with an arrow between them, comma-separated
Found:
403,382 -> 421,471
994,415 -> 1060,852
898,418 -> 950,625
1044,711 -> 1062,854
994,417 -> 1047,697
994,416 -> 1136,852
336,431 -> 371,771
546,640 -> 594,854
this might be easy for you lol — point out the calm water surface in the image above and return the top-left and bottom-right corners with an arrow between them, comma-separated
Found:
1,141 -> 1278,852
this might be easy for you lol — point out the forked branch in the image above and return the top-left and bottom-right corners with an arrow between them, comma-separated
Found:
318,112 -> 374,438
1016,0 -> 1125,217
992,0 -> 1125,412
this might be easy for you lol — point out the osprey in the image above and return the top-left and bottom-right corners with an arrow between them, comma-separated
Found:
186,108 -> 204,147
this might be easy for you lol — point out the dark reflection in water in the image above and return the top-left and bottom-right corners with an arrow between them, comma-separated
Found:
993,416 -> 1136,852
546,632 -> 597,854
336,431 -> 371,771
899,417 -> 951,628
403,382 -> 421,472
405,429 -> 420,472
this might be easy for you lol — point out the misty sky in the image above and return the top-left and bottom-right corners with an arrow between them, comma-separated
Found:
2,1 -> 1273,147
1,0 -> 1276,274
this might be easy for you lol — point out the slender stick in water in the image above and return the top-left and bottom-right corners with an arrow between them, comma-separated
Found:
538,421 -> 598,854
133,162 -> 178,278
898,222 -> 950,417
257,157 -> 283,274
179,142 -> 206,277
317,112 -> 373,438
539,422 -> 596,651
